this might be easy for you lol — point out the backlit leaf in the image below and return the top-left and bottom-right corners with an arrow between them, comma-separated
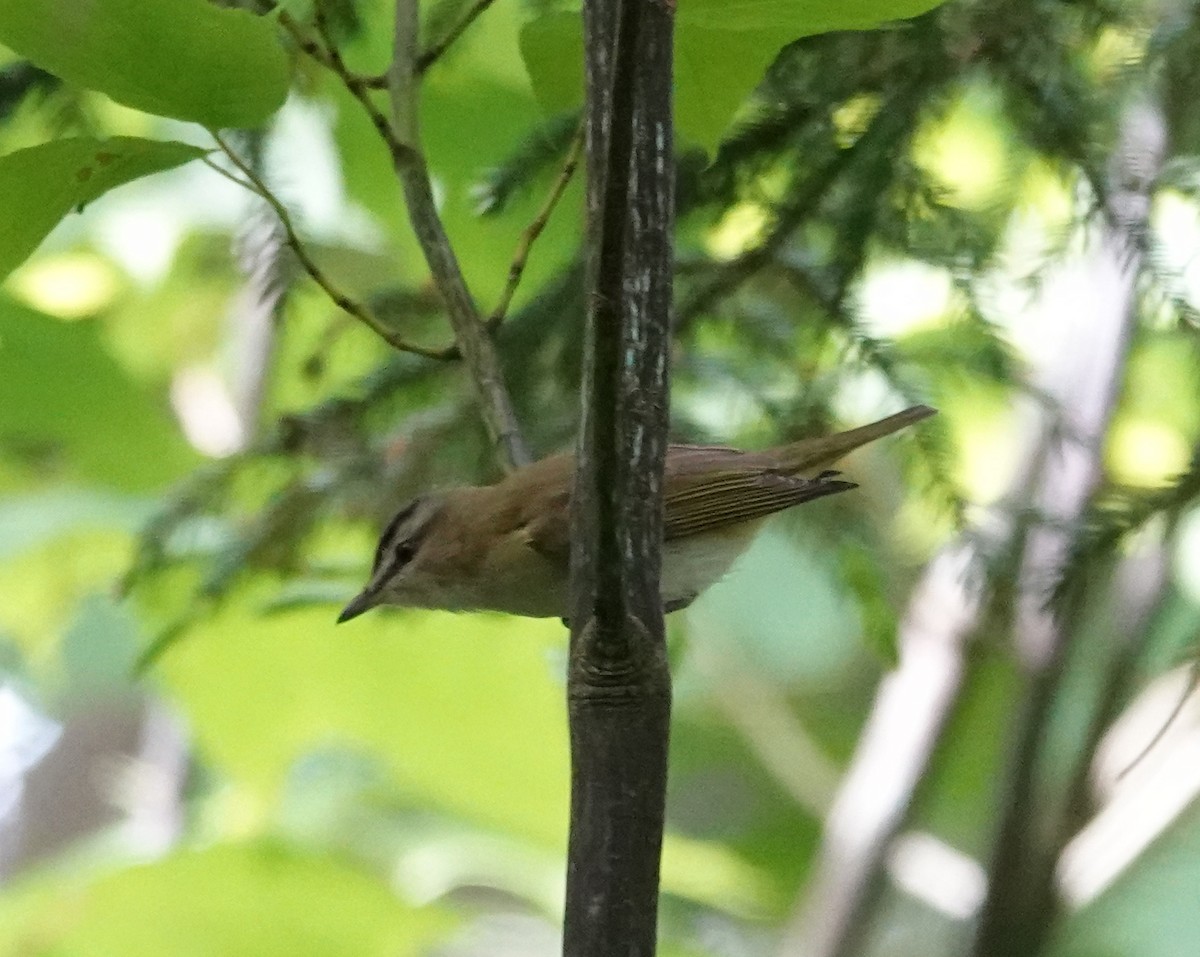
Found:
0,0 -> 289,126
0,137 -> 205,281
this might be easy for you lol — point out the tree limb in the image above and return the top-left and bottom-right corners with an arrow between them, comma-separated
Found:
564,0 -> 675,953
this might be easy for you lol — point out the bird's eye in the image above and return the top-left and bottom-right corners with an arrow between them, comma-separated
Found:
394,542 -> 416,566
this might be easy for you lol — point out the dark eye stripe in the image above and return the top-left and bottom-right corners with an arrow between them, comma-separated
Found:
373,497 -> 421,570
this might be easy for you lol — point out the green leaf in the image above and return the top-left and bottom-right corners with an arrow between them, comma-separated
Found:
0,296 -> 196,490
157,602 -> 777,911
520,0 -> 947,150
160,606 -> 572,846
0,843 -> 453,957
518,12 -> 581,119
0,0 -> 289,126
0,136 -> 206,281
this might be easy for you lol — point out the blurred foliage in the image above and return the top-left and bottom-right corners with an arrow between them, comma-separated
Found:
3,0 -> 1200,955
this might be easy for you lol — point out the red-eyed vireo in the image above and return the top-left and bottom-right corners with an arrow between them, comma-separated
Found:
338,405 -> 934,622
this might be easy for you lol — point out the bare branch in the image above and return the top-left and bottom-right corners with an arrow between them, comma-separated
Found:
348,0 -> 500,89
564,0 -> 675,952
385,0 -> 531,470
272,0 -> 530,469
275,10 -> 378,92
387,0 -> 421,148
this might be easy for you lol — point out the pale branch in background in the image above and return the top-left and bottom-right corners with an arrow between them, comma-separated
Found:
488,121 -> 584,332
205,139 -> 457,361
968,95 -> 1168,957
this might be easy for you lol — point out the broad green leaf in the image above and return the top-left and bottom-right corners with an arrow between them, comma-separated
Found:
0,136 -> 205,281
520,0 -> 947,149
0,843 -> 453,957
160,606 -> 572,846
0,0 -> 289,126
0,296 -> 196,489
518,12 -> 581,120
158,602 -> 777,911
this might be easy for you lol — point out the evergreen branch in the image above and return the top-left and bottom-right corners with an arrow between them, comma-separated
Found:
487,120 -> 584,332
675,146 -> 853,327
676,79 -> 923,329
205,142 -> 457,361
474,112 -> 582,215
1052,448 -> 1200,611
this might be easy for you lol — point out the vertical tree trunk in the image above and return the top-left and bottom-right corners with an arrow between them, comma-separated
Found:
564,0 -> 675,954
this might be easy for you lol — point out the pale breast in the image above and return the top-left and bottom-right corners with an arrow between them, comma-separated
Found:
660,523 -> 761,607
469,519 -> 761,618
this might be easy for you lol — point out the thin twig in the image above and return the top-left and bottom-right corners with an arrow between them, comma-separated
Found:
352,0 -> 500,88
278,8 -> 423,174
487,121 -> 584,332
307,8 -> 419,166
274,8 -> 379,90
417,0 -> 498,72
205,141 -> 456,361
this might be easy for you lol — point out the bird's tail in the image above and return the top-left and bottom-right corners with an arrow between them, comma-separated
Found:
773,405 -> 936,474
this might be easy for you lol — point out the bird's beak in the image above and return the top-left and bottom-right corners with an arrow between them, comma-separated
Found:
337,588 -> 377,624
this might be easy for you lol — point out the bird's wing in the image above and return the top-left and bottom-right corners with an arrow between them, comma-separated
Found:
520,406 -> 934,556
662,467 -> 855,539
522,459 -> 856,558
521,487 -> 572,564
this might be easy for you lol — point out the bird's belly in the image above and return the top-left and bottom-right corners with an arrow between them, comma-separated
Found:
660,525 -> 758,606
471,525 -> 759,618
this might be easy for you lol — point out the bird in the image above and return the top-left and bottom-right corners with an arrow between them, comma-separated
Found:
338,405 -> 935,622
